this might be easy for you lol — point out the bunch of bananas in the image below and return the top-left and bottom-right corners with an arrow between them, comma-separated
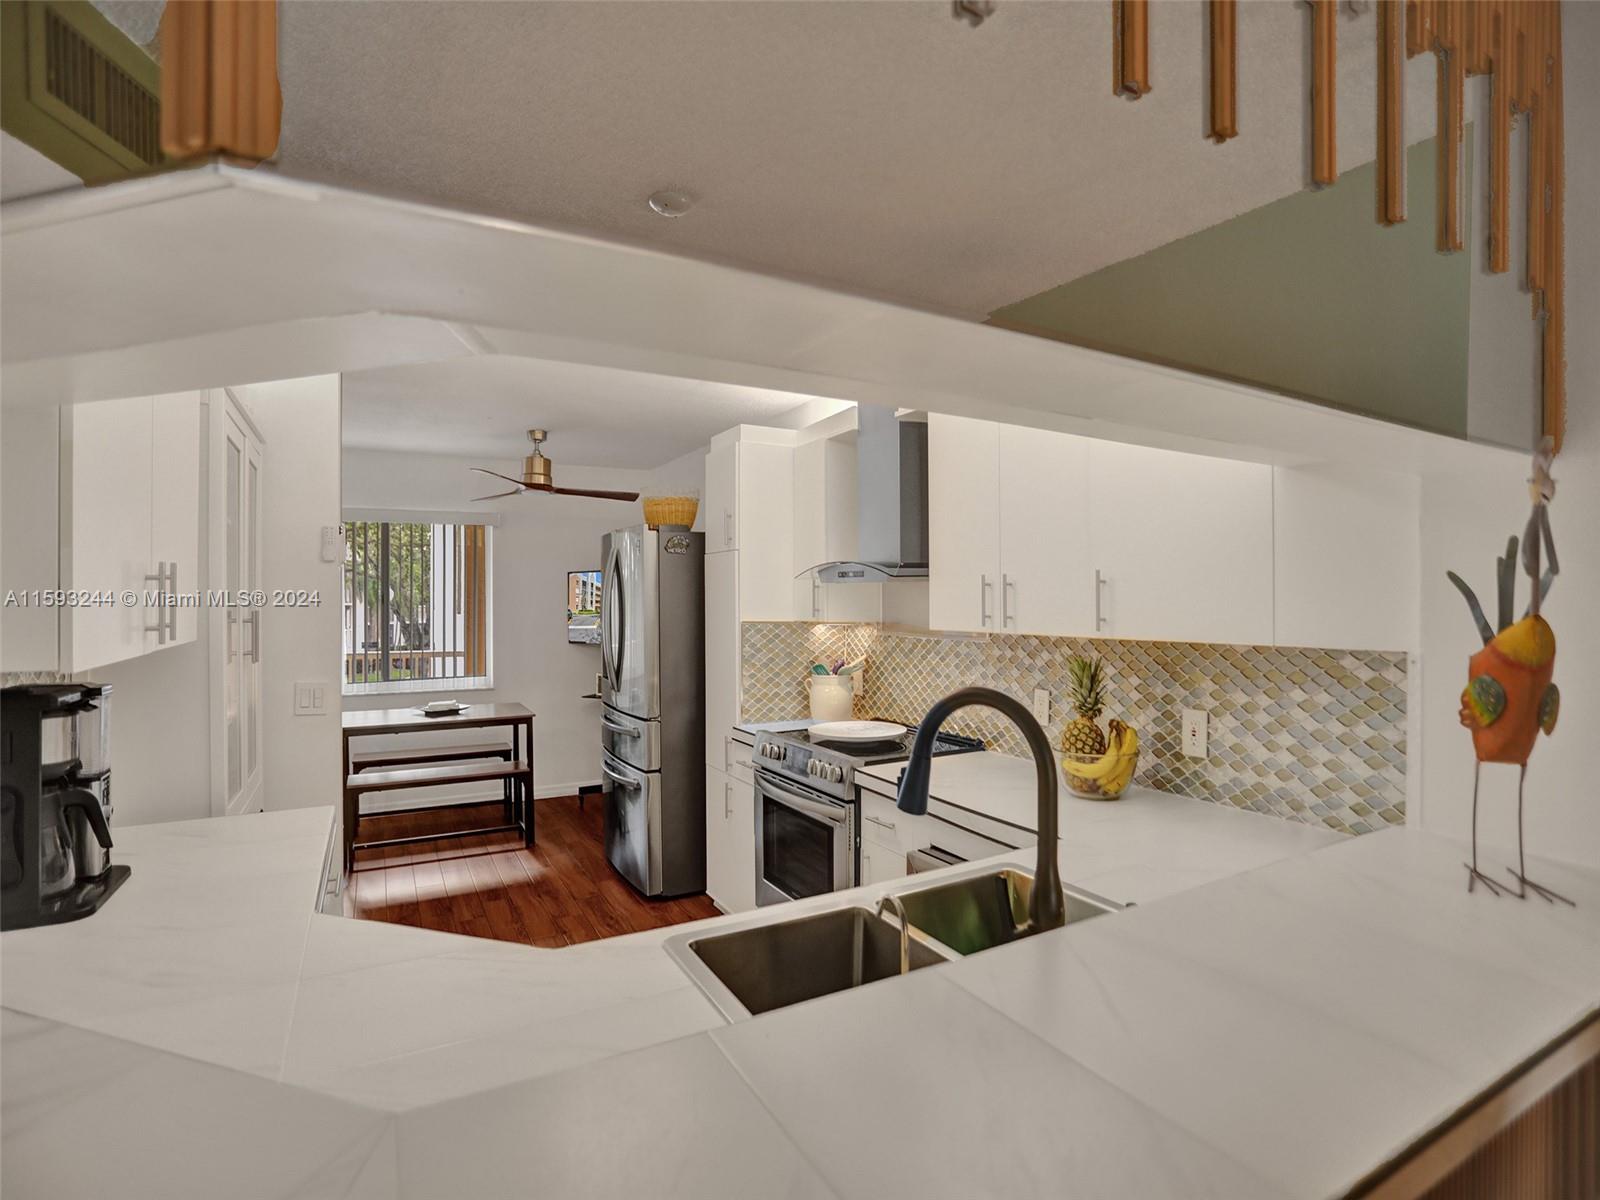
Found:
1062,718 -> 1140,798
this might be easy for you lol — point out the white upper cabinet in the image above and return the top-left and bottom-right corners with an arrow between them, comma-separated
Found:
57,391 -> 204,672
1087,441 -> 1274,646
1,406 -> 64,673
703,440 -> 737,552
66,396 -> 156,671
996,424 -> 1092,635
928,415 -> 1000,632
930,417 -> 1277,647
151,392 -> 203,646
1273,463 -> 1417,651
704,427 -> 794,621
929,415 -> 1091,635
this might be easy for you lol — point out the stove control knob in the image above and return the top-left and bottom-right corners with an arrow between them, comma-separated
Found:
830,764 -> 845,782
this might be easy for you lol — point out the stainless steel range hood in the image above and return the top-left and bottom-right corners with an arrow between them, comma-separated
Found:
808,405 -> 928,583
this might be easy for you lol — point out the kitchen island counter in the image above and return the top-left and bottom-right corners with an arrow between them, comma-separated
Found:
4,803 -> 1597,1198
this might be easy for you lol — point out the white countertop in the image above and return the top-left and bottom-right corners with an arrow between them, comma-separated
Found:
858,749 -> 1349,903
5,797 -> 1598,1199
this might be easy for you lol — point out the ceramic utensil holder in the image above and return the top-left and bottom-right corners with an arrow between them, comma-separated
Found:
808,675 -> 854,722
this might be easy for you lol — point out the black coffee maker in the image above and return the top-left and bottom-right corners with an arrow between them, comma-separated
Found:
2,683 -> 130,930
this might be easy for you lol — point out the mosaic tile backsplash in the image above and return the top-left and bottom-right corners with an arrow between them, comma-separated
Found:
741,623 -> 1407,836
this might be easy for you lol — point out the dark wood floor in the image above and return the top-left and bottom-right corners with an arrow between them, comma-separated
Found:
343,794 -> 721,947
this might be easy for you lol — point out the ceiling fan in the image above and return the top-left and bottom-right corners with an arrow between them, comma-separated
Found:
471,429 -> 640,503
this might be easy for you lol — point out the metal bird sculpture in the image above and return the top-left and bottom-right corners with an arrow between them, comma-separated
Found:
1450,437 -> 1570,904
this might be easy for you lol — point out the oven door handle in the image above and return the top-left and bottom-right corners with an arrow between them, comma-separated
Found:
757,774 -> 850,824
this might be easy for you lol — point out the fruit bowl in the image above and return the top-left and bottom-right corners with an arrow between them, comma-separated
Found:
1061,747 -> 1139,800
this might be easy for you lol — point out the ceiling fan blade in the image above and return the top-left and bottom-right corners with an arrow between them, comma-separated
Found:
472,489 -> 525,501
550,486 -> 641,502
470,467 -> 532,489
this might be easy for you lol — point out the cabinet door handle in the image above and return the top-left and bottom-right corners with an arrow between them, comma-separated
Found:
247,609 -> 262,663
812,577 -> 822,620
167,562 -> 178,641
144,562 -> 169,643
723,510 -> 733,547
1094,569 -> 1109,631
724,781 -> 732,819
866,814 -> 896,832
979,574 -> 993,627
1002,574 -> 1015,628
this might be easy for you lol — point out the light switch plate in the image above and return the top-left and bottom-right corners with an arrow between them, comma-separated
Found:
1032,688 -> 1051,724
294,681 -> 332,716
1182,708 -> 1208,759
321,526 -> 344,563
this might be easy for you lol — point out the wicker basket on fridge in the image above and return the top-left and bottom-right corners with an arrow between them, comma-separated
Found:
641,494 -> 699,529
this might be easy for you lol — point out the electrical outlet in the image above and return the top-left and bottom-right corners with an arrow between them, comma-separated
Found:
1182,708 -> 1208,759
1032,688 -> 1051,724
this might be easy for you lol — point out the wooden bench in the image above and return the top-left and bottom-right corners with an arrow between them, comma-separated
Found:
343,758 -> 533,870
348,741 -> 513,772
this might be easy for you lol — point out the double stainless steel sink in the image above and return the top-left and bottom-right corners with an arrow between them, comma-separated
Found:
666,867 -> 1121,1021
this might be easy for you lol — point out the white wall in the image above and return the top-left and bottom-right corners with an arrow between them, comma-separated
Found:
341,449 -> 663,800
645,446 -> 710,532
1418,5 -> 1600,869
233,376 -> 345,813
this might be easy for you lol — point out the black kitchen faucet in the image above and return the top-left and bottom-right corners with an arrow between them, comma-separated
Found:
895,687 -> 1067,934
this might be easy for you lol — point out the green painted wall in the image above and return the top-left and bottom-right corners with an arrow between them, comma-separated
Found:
991,136 -> 1471,438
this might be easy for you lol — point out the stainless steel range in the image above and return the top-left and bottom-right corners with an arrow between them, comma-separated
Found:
752,725 -> 982,906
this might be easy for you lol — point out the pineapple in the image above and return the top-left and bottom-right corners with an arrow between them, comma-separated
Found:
1062,655 -> 1108,758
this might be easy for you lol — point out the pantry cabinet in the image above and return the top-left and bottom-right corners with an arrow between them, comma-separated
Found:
704,425 -> 797,787
927,415 -> 1091,635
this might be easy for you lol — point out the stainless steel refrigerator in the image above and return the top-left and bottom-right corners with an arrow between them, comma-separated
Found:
598,525 -> 706,896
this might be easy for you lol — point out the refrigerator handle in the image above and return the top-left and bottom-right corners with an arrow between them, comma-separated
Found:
601,543 -> 622,690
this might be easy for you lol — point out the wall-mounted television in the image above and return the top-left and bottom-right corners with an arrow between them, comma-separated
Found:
567,569 -> 602,645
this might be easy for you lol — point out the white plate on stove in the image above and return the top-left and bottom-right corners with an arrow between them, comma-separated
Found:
808,720 -> 907,744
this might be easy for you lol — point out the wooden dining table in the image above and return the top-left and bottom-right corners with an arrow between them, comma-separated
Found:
340,703 -> 536,869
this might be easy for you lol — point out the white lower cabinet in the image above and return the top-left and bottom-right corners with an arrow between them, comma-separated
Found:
705,763 -> 756,914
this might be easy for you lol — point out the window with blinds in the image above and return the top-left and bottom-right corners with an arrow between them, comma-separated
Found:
342,520 -> 491,693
